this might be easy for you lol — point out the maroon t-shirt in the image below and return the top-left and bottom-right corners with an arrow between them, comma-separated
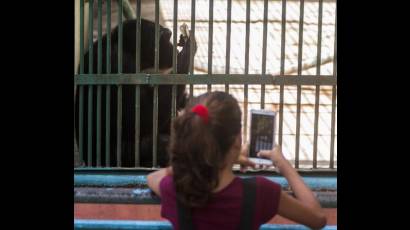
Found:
159,175 -> 281,230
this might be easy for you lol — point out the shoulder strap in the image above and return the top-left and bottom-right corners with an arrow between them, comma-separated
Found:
177,198 -> 194,230
239,177 -> 257,230
177,177 -> 257,230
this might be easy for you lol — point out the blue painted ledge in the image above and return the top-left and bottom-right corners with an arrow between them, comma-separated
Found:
74,219 -> 337,230
74,174 -> 336,191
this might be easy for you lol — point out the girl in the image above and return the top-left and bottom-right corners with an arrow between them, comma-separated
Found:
147,91 -> 326,229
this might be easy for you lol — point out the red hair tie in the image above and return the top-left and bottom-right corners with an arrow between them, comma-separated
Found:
191,104 -> 209,124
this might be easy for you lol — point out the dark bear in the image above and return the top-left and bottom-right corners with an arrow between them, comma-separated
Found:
75,18 -> 196,167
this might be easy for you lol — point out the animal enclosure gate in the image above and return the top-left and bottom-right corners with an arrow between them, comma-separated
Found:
74,0 -> 337,170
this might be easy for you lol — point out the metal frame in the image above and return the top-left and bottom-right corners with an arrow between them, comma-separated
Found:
75,0 -> 337,170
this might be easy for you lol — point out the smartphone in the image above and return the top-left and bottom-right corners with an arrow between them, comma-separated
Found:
248,110 -> 276,165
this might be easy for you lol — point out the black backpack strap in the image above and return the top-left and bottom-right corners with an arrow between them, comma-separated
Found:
177,198 -> 194,230
239,177 -> 257,230
177,178 -> 257,230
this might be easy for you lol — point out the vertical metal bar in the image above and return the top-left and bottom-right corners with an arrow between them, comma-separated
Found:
79,86 -> 84,164
136,0 -> 142,73
313,0 -> 323,169
153,0 -> 160,167
87,89 -> 93,167
153,87 -> 159,167
152,82 -> 159,167
135,0 -> 142,167
278,0 -> 287,146
171,86 -> 177,121
189,84 -> 194,99
333,6 -> 337,78
154,0 -> 159,73
171,0 -> 178,123
117,0 -> 123,167
96,0 -> 103,167
207,0 -> 213,93
79,0 -> 85,163
316,0 -> 323,75
189,0 -> 196,74
105,0 -> 111,167
96,89 -> 102,166
170,0 -> 177,146
244,85 -> 248,141
330,86 -> 336,169
295,0 -> 304,169
116,86 -> 122,167
225,0 -> 232,94
172,0 -> 178,74
261,0 -> 268,109
80,0 -> 85,74
330,7 -> 337,169
118,0 -> 123,74
105,86 -> 111,167
88,0 -> 94,75
313,88 -> 320,169
135,86 -> 140,167
87,0 -> 94,167
245,0 -> 250,75
97,0 -> 102,74
243,0 -> 250,142
189,0 -> 196,98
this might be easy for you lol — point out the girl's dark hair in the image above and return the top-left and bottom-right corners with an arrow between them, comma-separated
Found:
169,91 -> 242,208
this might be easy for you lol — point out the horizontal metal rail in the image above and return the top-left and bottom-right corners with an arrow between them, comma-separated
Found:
75,74 -> 336,85
74,167 -> 337,176
74,174 -> 337,191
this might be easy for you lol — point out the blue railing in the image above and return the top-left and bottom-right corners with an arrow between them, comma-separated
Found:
74,219 -> 337,230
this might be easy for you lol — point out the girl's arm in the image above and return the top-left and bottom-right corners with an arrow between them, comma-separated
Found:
146,167 -> 173,197
259,146 -> 327,229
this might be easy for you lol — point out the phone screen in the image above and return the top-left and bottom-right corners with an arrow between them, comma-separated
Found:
249,112 -> 275,158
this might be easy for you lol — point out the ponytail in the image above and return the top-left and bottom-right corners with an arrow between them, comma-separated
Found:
170,92 -> 241,208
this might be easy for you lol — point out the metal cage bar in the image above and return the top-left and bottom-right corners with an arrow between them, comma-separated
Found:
295,0 -> 305,169
171,0 -> 178,124
116,0 -> 124,167
134,0 -> 142,167
152,0 -> 160,167
79,0 -> 85,164
96,0 -> 103,167
208,0 -> 214,93
189,0 -> 196,99
278,0 -> 287,147
243,0 -> 251,142
74,0 -> 337,171
261,0 -> 268,110
105,0 -> 112,167
87,0 -> 94,166
313,0 -> 324,169
225,0 -> 232,94
330,6 -> 337,169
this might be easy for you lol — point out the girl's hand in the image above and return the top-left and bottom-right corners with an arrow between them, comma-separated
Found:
236,144 -> 256,172
147,167 -> 173,197
257,145 -> 288,169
